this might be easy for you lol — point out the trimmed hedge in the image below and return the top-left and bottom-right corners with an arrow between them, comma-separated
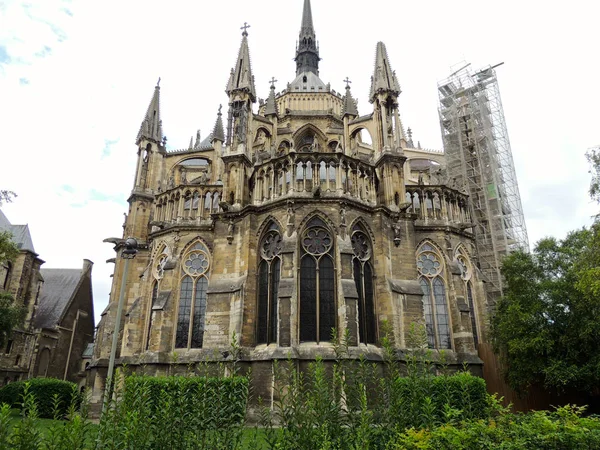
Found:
123,375 -> 248,429
0,378 -> 79,418
391,371 -> 490,428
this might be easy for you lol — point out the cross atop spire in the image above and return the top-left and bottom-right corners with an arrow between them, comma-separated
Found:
342,81 -> 359,118
269,77 -> 278,89
226,26 -> 256,102
241,22 -> 250,36
212,104 -> 225,142
136,81 -> 163,145
343,77 -> 352,89
295,0 -> 320,76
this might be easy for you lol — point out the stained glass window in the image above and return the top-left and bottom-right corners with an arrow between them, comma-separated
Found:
352,229 -> 376,344
176,242 -> 211,349
257,226 -> 282,345
417,243 -> 452,349
467,282 -> 479,348
300,219 -> 335,343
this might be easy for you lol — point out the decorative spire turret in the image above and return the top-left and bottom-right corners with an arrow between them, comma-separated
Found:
265,78 -> 279,117
295,0 -> 320,76
342,77 -> 358,117
226,23 -> 256,103
136,79 -> 163,144
212,105 -> 225,142
369,42 -> 401,103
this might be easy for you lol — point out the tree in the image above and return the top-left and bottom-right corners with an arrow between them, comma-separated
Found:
0,190 -> 16,206
492,150 -> 600,395
0,226 -> 23,348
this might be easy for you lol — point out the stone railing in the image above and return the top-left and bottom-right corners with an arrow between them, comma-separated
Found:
153,184 -> 224,227
405,186 -> 472,229
252,152 -> 377,206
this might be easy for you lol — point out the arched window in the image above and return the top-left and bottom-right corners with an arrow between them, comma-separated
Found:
146,251 -> 168,350
300,217 -> 335,343
35,348 -> 51,377
457,250 -> 479,348
352,226 -> 376,344
257,223 -> 282,345
2,262 -> 11,291
417,243 -> 451,349
176,242 -> 210,349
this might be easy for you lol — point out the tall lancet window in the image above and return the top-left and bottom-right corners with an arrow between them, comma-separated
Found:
352,226 -> 377,344
257,223 -> 283,345
176,242 -> 210,349
456,249 -> 479,348
146,251 -> 168,350
417,243 -> 452,349
300,217 -> 336,343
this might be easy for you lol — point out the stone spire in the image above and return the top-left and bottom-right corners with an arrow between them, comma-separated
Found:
342,79 -> 358,117
212,105 -> 225,142
369,42 -> 401,103
226,24 -> 256,103
265,79 -> 278,117
295,0 -> 320,76
136,79 -> 163,144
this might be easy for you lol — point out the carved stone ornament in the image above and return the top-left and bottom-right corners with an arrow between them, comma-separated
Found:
392,219 -> 402,247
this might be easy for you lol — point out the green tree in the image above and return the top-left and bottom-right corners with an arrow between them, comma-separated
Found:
491,231 -> 600,394
0,227 -> 23,348
586,146 -> 600,205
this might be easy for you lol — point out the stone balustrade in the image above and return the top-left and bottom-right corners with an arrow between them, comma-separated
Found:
405,186 -> 472,229
153,185 -> 223,226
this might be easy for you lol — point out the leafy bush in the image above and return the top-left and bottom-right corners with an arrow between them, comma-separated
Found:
392,371 -> 490,429
0,378 -> 79,419
392,405 -> 600,450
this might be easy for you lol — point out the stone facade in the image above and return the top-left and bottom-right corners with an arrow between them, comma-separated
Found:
88,0 -> 488,411
0,210 -> 95,386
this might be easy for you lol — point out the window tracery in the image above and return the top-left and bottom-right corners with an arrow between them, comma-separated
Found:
300,217 -> 336,343
352,227 -> 376,344
257,224 -> 282,345
417,243 -> 451,349
176,242 -> 210,349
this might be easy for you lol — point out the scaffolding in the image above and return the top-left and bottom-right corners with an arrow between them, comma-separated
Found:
438,63 -> 529,304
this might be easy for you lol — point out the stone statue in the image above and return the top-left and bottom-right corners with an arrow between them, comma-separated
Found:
236,103 -> 248,144
168,173 -> 175,189
392,219 -> 402,247
340,205 -> 347,226
286,201 -> 295,236
180,169 -> 187,184
418,171 -> 424,186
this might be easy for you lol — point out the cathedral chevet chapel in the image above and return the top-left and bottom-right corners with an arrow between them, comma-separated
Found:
89,0 -> 493,407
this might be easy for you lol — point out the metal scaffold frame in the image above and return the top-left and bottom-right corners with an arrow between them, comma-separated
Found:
438,63 -> 529,303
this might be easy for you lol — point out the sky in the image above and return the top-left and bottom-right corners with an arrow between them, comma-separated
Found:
0,0 -> 598,325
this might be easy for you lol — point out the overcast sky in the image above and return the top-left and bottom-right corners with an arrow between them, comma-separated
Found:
1,0 -> 598,325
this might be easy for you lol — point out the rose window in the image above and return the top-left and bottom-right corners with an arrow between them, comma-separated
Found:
183,251 -> 210,276
261,230 -> 282,260
417,252 -> 442,276
302,228 -> 332,255
351,231 -> 371,261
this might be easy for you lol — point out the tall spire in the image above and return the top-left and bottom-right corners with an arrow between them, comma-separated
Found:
369,42 -> 401,102
295,0 -> 320,76
342,78 -> 358,117
212,105 -> 225,142
136,79 -> 163,144
226,24 -> 256,102
265,78 -> 279,116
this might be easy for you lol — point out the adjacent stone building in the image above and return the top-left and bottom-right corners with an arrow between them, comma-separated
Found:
89,0 -> 488,408
0,210 -> 95,385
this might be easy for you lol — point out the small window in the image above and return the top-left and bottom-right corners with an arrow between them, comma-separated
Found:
5,340 -> 13,355
303,75 -> 307,83
14,355 -> 20,366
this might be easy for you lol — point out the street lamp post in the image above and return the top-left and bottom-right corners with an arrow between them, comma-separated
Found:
102,237 -> 138,415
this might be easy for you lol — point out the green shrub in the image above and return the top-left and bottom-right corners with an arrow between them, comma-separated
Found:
0,378 -> 79,419
392,405 -> 600,450
123,375 -> 248,429
392,371 -> 490,429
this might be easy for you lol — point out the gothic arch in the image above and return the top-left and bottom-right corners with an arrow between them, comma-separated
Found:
348,216 -> 376,245
415,239 -> 449,264
348,124 -> 376,145
256,216 -> 285,238
298,210 -> 338,236
180,236 -> 213,256
293,123 -> 327,146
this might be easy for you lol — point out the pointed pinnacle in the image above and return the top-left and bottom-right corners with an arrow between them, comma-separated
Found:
212,105 -> 225,142
369,42 -> 401,102
136,81 -> 163,144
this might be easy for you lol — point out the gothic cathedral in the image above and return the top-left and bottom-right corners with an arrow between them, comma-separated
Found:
89,0 -> 487,406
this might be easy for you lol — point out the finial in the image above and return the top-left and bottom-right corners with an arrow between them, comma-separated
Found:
218,104 -> 223,115
269,77 -> 278,89
241,22 -> 251,36
343,77 -> 352,89
156,77 -> 161,87
407,127 -> 413,140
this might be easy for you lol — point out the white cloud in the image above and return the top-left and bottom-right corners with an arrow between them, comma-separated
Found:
1,0 -> 599,324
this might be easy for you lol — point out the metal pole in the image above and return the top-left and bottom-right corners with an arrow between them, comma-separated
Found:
102,245 -> 134,416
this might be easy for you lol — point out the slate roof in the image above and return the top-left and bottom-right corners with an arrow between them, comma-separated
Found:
0,209 -> 36,253
34,268 -> 82,329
